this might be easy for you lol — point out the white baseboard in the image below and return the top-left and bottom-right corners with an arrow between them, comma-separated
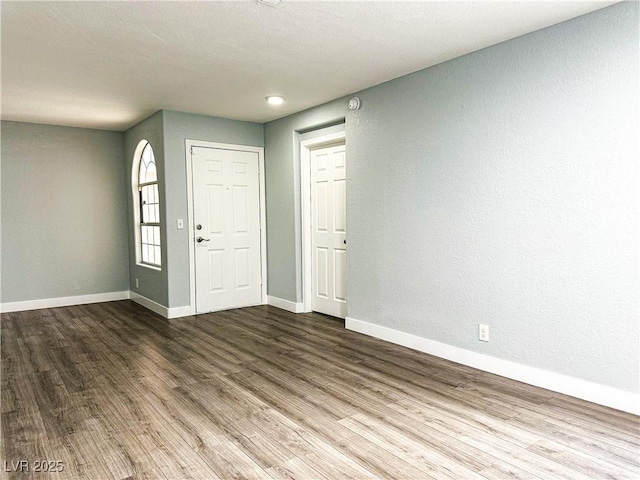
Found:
129,292 -> 192,319
166,305 -> 194,319
267,295 -> 305,313
0,290 -> 192,320
346,317 -> 640,415
0,291 -> 130,314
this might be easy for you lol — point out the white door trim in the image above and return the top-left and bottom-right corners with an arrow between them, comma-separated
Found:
300,130 -> 346,313
185,139 -> 267,315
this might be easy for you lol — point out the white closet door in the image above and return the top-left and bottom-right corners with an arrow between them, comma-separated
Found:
311,143 -> 347,318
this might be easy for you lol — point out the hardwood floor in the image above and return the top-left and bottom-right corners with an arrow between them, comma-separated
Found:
1,301 -> 638,479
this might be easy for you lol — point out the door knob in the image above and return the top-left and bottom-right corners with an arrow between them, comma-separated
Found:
343,239 -> 347,245
196,236 -> 210,243
196,224 -> 202,230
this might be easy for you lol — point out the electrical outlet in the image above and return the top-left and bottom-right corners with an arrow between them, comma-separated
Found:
177,218 -> 184,230
135,278 -> 139,289
478,324 -> 489,342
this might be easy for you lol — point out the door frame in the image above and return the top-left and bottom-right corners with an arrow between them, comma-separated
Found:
185,139 -> 267,315
300,130 -> 347,313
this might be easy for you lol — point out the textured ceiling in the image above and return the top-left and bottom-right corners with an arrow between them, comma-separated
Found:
1,1 -> 615,131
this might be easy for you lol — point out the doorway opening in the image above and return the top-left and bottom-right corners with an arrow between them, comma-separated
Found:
300,129 -> 347,318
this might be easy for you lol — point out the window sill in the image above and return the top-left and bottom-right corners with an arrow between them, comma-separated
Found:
137,262 -> 162,272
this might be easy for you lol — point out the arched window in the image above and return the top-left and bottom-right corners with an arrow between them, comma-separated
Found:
133,140 -> 161,267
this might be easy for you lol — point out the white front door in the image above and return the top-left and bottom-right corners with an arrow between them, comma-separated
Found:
311,143 -> 347,318
191,147 -> 263,313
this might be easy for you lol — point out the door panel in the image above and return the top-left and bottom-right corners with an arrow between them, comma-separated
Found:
333,179 -> 346,232
311,143 -> 347,318
208,250 -> 224,292
334,249 -> 347,302
192,147 -> 262,313
234,248 -> 250,288
207,185 -> 224,233
233,186 -> 249,234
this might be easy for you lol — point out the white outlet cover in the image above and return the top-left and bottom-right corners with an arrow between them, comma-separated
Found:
479,324 -> 489,342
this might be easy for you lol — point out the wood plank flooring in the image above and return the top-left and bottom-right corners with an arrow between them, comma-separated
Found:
1,301 -> 638,479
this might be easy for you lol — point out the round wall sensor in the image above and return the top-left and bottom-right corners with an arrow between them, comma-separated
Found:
348,97 -> 361,111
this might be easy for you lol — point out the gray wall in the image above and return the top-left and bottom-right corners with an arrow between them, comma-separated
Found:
1,121 -> 129,302
161,110 -> 264,307
264,2 -> 639,393
124,111 -> 168,306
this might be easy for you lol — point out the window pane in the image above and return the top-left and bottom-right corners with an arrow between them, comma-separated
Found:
142,205 -> 149,223
147,147 -> 156,174
142,143 -> 150,164
153,205 -> 160,223
139,144 -> 149,184
139,143 -> 157,184
153,226 -> 160,246
141,226 -> 148,244
154,246 -> 161,265
146,162 -> 157,183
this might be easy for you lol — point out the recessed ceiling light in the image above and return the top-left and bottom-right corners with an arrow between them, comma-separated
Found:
257,0 -> 281,7
266,95 -> 284,106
